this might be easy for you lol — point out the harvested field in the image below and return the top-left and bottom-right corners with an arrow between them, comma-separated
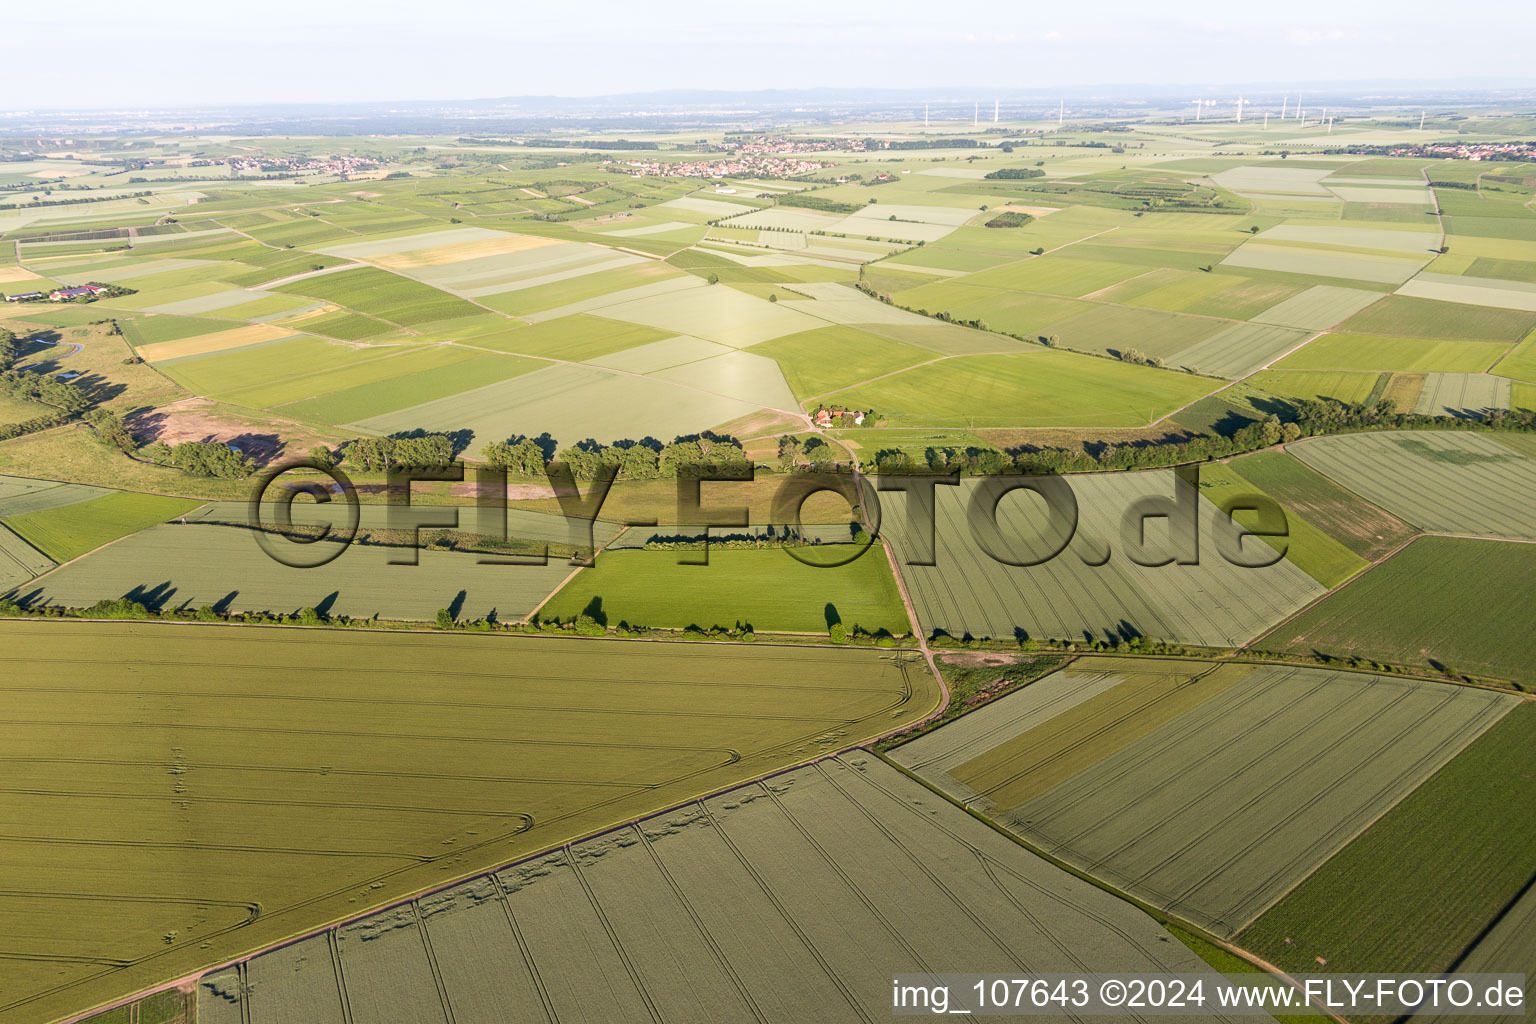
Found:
0,624 -> 937,1024
135,323 -> 296,363
1001,664 -> 1516,936
186,755 -> 1238,1024
1288,431 -> 1536,539
371,232 -> 564,270
882,471 -> 1325,646
1259,536 -> 1536,684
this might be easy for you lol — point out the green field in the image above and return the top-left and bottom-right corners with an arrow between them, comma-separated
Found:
1240,702 -> 1536,975
1198,462 -> 1367,587
21,521 -> 577,621
540,547 -> 911,635
468,314 -> 671,360
1222,449 -> 1418,561
1288,431 -> 1536,540
1276,332 -> 1507,373
819,349 -> 1218,428
191,755 -> 1221,1024
272,266 -> 486,326
0,621 -> 939,1024
1000,664 -> 1514,936
274,350 -> 545,424
1,490 -> 202,563
748,324 -> 933,400
883,473 -> 1325,647
1247,369 -> 1382,403
1261,536 -> 1536,683
1337,294 -> 1536,343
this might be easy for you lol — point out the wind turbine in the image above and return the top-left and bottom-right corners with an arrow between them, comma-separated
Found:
1295,91 -> 1303,118
994,98 -> 999,123
924,103 -> 929,127
1192,98 -> 1203,121
1419,110 -> 1426,130
1236,97 -> 1245,122
1058,99 -> 1064,125
1263,111 -> 1270,129
1280,95 -> 1288,119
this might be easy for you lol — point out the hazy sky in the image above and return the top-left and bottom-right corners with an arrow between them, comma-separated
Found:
8,0 -> 1532,108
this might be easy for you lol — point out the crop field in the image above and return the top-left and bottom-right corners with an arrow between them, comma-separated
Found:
1,491 -> 203,565
539,547 -> 911,635
889,660 -> 1131,802
469,313 -> 671,360
273,267 -> 485,327
1411,371 -> 1513,416
1195,463 -> 1366,587
0,523 -> 53,593
594,282 -> 824,347
193,755 -> 1226,1024
1250,285 -> 1386,330
1170,322 -> 1312,378
1,622 -> 937,1024
1246,369 -> 1381,403
352,361 -> 765,450
1239,702 -> 1536,979
1257,225 -> 1442,254
1260,536 -> 1536,683
1221,243 -> 1428,285
979,662 -> 1515,936
16,522 -> 580,621
1337,294 -> 1536,342
155,336 -> 396,403
882,472 -> 1325,646
0,476 -> 115,518
1288,430 -> 1536,539
956,255 -> 1150,297
748,324 -> 935,399
275,349 -> 545,425
1220,450 -> 1418,561
819,349 -> 1218,428
133,323 -> 298,363
478,260 -> 685,316
1397,272 -> 1536,312
1045,303 -> 1231,361
1273,332 -> 1506,373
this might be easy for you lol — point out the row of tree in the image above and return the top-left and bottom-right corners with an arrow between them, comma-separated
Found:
483,434 -> 751,481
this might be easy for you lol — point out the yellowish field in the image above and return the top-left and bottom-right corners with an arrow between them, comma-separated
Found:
371,233 -> 565,269
0,621 -> 939,1024
135,324 -> 297,362
0,266 -> 43,284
